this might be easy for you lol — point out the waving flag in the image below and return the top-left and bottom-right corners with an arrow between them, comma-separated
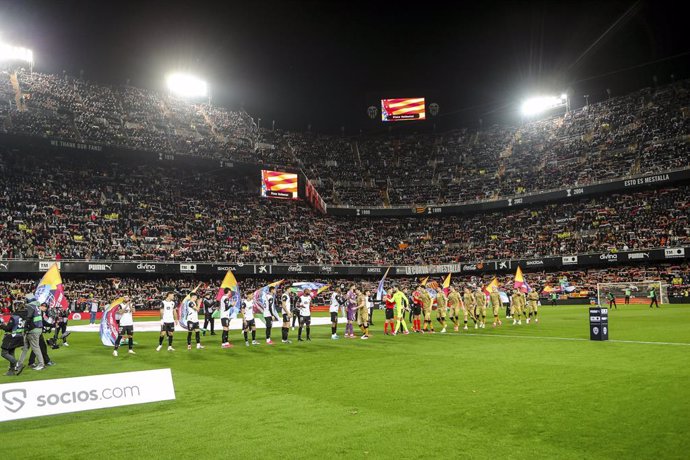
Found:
375,268 -> 391,302
99,297 -> 125,346
419,276 -> 429,286
514,266 -> 531,293
216,270 -> 241,317
482,277 -> 499,296
253,280 -> 284,314
290,282 -> 329,297
178,283 -> 202,329
442,273 -> 452,292
34,263 -> 68,310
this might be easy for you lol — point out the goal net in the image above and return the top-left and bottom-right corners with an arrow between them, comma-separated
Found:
596,281 -> 667,306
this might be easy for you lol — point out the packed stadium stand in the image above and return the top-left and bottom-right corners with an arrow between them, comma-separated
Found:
1,147 -> 689,264
1,69 -> 689,304
1,70 -> 688,207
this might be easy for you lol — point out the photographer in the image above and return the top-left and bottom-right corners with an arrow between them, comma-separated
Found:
50,307 -> 71,348
1,304 -> 26,376
17,299 -> 47,372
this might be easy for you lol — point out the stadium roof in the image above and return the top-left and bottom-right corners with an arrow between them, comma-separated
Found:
3,0 -> 689,132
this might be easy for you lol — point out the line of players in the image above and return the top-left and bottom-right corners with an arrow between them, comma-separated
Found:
111,283 -> 541,356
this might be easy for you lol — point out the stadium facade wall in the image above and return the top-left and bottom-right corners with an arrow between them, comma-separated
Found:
1,247 -> 687,277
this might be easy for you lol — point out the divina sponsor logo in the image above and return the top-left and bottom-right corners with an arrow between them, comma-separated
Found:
136,263 -> 156,272
599,253 -> 618,262
320,266 -> 333,273
88,264 -> 112,271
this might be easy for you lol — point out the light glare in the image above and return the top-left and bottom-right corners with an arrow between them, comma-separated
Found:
0,43 -> 33,63
166,73 -> 208,98
521,95 -> 567,116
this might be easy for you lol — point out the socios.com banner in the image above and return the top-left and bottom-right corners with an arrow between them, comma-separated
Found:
0,369 -> 175,422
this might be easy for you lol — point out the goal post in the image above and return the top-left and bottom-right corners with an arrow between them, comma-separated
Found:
596,281 -> 667,306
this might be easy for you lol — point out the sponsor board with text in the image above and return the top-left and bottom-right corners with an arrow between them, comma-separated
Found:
0,369 -> 175,422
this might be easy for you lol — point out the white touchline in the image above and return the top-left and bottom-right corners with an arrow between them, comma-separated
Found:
462,333 -> 690,346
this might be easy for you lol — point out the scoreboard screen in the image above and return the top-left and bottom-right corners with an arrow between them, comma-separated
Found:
381,97 -> 426,122
261,170 -> 298,199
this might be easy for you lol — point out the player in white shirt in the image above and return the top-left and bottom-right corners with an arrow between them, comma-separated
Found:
157,292 -> 178,351
298,288 -> 313,342
262,286 -> 279,345
280,289 -> 292,344
329,288 -> 342,339
185,293 -> 204,350
242,293 -> 259,346
112,297 -> 135,357
219,288 -> 234,349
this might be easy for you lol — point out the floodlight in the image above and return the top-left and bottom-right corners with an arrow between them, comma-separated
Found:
166,73 -> 208,98
521,95 -> 567,117
0,43 -> 33,63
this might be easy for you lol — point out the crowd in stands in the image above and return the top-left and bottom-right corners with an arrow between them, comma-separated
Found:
1,148 -> 688,265
1,264 -> 688,312
4,70 -> 260,162
2,70 -> 688,207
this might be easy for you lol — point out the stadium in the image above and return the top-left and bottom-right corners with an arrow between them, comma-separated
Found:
0,1 -> 689,458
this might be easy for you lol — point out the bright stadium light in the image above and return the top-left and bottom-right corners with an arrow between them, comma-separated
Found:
0,43 -> 34,64
166,72 -> 208,98
521,94 -> 568,117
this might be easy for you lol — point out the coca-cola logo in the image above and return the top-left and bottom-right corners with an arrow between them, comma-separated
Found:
288,265 -> 303,272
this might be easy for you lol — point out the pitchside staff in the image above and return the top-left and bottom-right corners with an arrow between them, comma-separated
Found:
0,305 -> 25,376
202,293 -> 217,335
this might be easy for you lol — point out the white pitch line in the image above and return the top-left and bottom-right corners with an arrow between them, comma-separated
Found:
463,333 -> 690,346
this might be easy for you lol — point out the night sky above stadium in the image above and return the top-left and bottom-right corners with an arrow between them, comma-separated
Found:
3,0 -> 689,132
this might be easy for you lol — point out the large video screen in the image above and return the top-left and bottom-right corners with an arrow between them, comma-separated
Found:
261,170 -> 298,199
381,97 -> 426,122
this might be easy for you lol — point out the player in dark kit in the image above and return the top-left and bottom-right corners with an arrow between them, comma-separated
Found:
607,291 -> 617,310
649,287 -> 660,308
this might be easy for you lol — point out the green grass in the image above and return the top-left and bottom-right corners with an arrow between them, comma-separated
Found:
2,304 -> 690,459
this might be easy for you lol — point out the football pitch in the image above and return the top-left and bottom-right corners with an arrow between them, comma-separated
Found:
2,304 -> 689,459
